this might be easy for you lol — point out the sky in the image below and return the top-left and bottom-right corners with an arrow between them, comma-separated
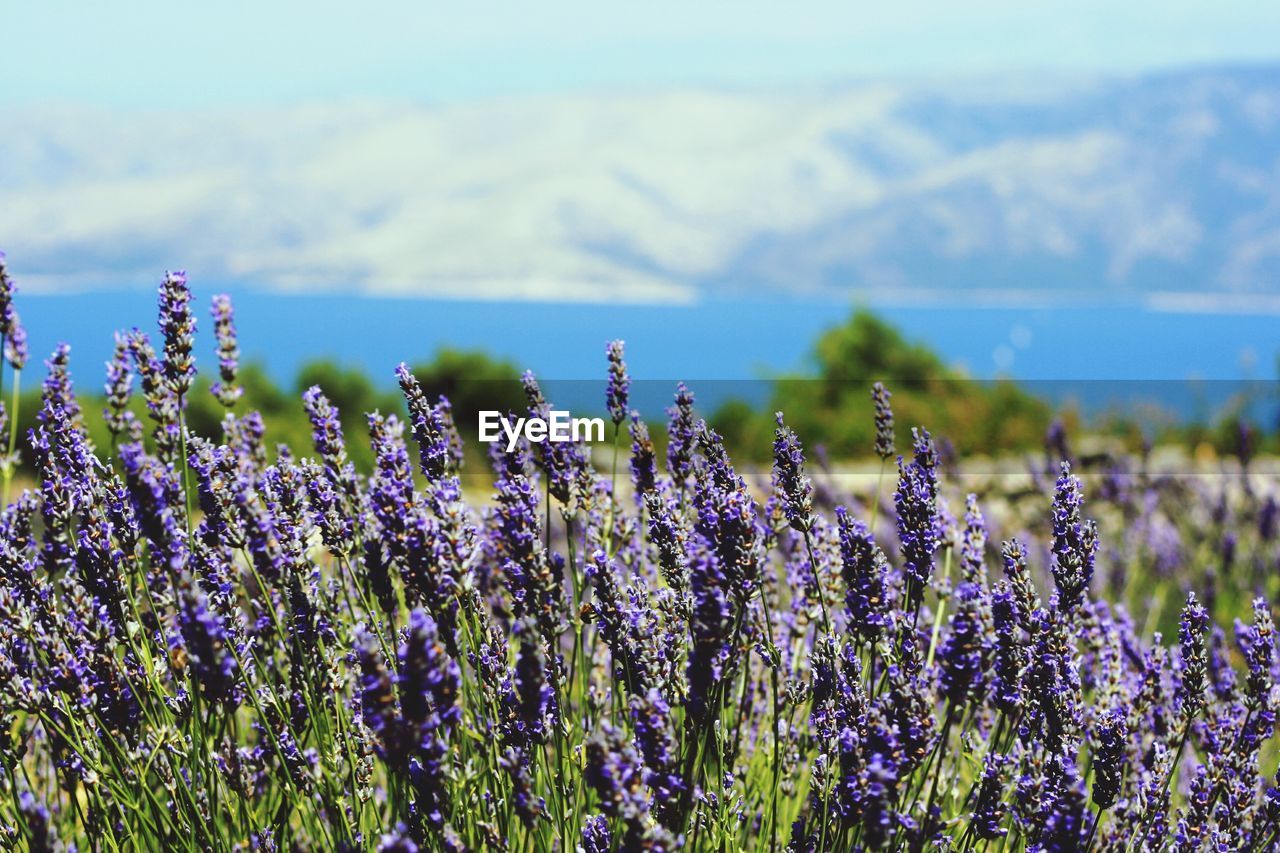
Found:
4,2 -> 1279,383
6,1 -> 1280,107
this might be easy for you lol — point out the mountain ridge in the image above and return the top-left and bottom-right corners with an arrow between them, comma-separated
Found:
3,64 -> 1278,303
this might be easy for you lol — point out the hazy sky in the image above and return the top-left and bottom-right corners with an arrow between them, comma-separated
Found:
8,1 -> 1280,107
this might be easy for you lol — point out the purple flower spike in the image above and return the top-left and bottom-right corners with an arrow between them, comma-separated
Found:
1243,597 -> 1276,715
1177,591 -> 1209,721
773,412 -> 814,533
158,270 -> 196,396
209,294 -> 242,407
178,582 -> 240,707
1091,709 -> 1127,810
628,414 -> 657,497
605,339 -> 630,425
836,507 -> 889,642
1049,462 -> 1098,615
397,363 -> 461,481
0,251 -> 29,370
971,753 -> 1009,840
871,381 -> 895,460
895,428 -> 941,613
665,382 -> 697,486
104,332 -> 141,440
581,815 -> 612,853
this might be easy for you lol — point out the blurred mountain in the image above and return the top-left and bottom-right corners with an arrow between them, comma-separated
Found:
4,65 -> 1279,305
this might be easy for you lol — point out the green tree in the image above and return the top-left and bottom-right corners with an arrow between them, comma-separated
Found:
756,306 -> 1052,458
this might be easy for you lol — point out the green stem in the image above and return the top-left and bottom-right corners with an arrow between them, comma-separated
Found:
1085,807 -> 1104,851
801,528 -> 833,638
925,545 -> 954,669
757,592 -> 783,850
870,457 -> 886,533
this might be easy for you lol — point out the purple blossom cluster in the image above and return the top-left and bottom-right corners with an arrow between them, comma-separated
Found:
0,251 -> 1277,852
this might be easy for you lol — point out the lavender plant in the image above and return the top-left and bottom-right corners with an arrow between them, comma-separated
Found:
0,250 -> 1277,851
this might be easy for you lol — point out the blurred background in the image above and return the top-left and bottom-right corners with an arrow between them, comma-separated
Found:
3,0 -> 1279,455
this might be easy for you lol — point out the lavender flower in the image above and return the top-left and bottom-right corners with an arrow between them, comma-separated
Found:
871,381 -> 895,460
397,363 -> 456,481
0,251 -> 28,370
1243,597 -> 1275,713
74,503 -> 127,631
1173,763 -> 1213,851
666,382 -> 697,486
158,270 -> 196,396
1177,592 -> 1209,722
500,618 -> 556,748
177,582 -> 240,706
302,385 -> 349,474
188,436 -> 243,548
990,580 -> 1029,715
586,550 -> 653,696
773,412 -> 814,533
1001,539 -> 1040,631
377,824 -> 420,852
209,293 -> 242,407
103,332 -> 141,440
629,415 -> 657,497
223,409 -> 266,472
302,459 -> 355,554
368,411 -> 416,547
852,707 -> 908,848
581,815 -> 612,853
0,251 -> 15,340
644,492 -> 689,593
605,339 -> 630,425
959,493 -> 987,583
809,634 -> 866,741
355,625 -> 402,761
971,753 -> 1009,840
501,746 -> 545,828
399,609 -> 460,830
493,468 -> 566,639
630,688 -> 684,821
694,425 -> 764,603
1138,744 -> 1174,848
1259,496 -> 1277,543
40,343 -> 87,440
895,428 -> 941,613
835,507 -> 889,642
1049,462 -> 1098,614
32,431 -> 79,576
1035,762 -> 1088,850
127,330 -> 180,460
585,724 -> 653,849
522,371 -> 590,506
1045,418 -> 1071,470
1026,611 -> 1085,760
938,578 -> 986,706
3,318 -> 27,371
1091,709 -> 1127,810
686,549 -> 733,725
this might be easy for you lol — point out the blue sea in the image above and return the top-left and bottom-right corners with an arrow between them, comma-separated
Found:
14,290 -> 1279,418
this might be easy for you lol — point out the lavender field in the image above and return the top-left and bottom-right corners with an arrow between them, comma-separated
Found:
0,252 -> 1277,851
